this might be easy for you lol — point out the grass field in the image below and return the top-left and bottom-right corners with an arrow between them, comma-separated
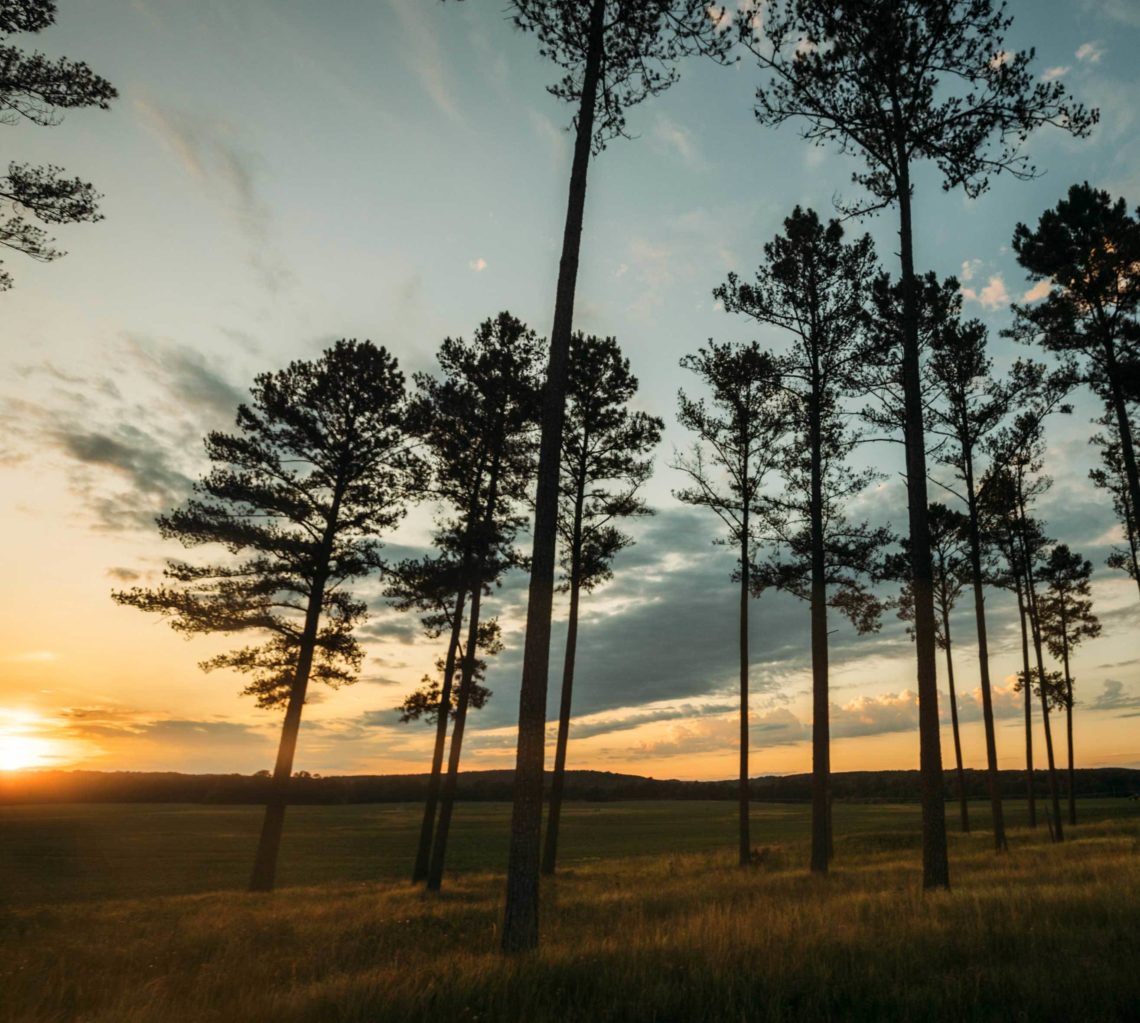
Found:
1,799 -> 1138,1021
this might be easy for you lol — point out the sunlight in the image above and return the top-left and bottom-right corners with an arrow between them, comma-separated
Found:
0,711 -> 62,771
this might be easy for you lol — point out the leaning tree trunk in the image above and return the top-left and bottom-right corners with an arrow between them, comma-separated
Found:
894,143 -> 950,889
1014,573 -> 1036,828
809,383 -> 829,874
1105,345 -> 1140,563
249,488 -> 342,892
427,581 -> 484,891
963,457 -> 1006,851
940,604 -> 969,833
501,0 -> 605,954
1019,519 -> 1063,842
542,474 -> 587,877
1058,603 -> 1076,828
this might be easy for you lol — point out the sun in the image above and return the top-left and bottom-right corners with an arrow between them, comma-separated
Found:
0,726 -> 59,771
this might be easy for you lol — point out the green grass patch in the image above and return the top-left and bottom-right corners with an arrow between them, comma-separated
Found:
1,799 -> 1137,1021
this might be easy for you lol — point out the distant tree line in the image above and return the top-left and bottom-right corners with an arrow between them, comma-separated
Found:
5,768 -> 1139,806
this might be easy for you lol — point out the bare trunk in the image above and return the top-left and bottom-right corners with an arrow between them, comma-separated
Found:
738,469 -> 752,867
1106,345 -> 1140,557
427,582 -> 484,891
1059,603 -> 1076,827
896,151 -> 950,889
249,488 -> 343,892
962,455 -> 1006,850
809,377 -> 829,874
1019,513 -> 1063,842
941,604 -> 969,833
501,0 -> 604,954
542,530 -> 584,876
1014,573 -> 1036,828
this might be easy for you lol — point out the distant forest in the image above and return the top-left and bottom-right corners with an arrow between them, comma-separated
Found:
3,768 -> 1137,806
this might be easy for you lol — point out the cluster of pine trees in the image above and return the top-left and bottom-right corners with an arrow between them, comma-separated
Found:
20,0 -> 1133,957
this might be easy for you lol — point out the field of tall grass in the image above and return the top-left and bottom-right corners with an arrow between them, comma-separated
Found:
2,800 -> 1137,1021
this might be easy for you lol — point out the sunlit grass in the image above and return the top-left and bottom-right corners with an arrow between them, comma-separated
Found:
1,803 -> 1136,1021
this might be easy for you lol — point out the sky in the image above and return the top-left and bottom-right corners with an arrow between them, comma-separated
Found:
1,0 -> 1139,781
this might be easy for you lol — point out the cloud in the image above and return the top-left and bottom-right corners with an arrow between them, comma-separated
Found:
1083,0 -> 1140,26
1076,41 -> 1106,63
960,258 -> 982,282
1042,66 -> 1070,81
653,113 -> 705,169
388,0 -> 459,121
106,566 -> 142,582
135,98 -> 291,293
961,274 -> 1010,311
469,257 -> 487,272
1088,678 -> 1140,713
1022,279 -> 1052,303
988,50 -> 1013,68
5,651 -> 58,663
0,335 -> 244,531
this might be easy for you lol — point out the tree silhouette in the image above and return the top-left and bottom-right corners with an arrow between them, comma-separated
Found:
542,333 -> 662,877
1011,184 -> 1140,573
739,0 -> 1095,890
674,341 -> 786,868
890,504 -> 973,834
406,312 -> 544,892
1039,544 -> 1100,827
1089,413 -> 1140,598
715,207 -> 886,873
459,0 -> 734,954
928,314 -> 1015,851
113,340 -> 415,891
0,0 -> 117,289
988,411 -> 1066,841
981,470 -> 1040,829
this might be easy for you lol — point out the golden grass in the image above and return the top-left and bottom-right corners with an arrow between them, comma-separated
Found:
2,818 -> 1137,1022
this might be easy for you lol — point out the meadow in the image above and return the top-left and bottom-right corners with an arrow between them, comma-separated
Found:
1,799 -> 1137,1021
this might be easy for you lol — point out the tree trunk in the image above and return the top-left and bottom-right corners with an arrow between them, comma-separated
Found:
941,604 -> 969,833
962,456 -> 1006,850
1019,512 -> 1063,842
1014,573 -> 1036,828
411,585 -> 467,883
249,488 -> 342,892
427,582 -> 484,891
738,461 -> 752,868
895,148 -> 950,889
1105,345 -> 1140,557
1059,603 -> 1076,827
501,0 -> 605,954
542,481 -> 586,877
809,377 -> 829,874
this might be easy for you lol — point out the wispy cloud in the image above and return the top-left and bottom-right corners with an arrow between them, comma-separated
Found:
653,113 -> 706,169
1076,41 -> 1106,63
469,257 -> 487,272
388,0 -> 460,121
1022,279 -> 1052,303
135,97 -> 291,293
1042,66 -> 1070,81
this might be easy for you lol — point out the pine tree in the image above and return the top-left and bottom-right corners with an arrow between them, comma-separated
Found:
1039,545 -> 1101,826
674,341 -> 786,868
738,0 -> 1094,889
715,207 -> 886,872
542,333 -> 662,876
113,340 -> 415,891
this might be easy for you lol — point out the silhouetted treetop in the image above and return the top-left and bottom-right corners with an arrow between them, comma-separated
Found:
741,0 -> 1096,210
458,0 -> 734,150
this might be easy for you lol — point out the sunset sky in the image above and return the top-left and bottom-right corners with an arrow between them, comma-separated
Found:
1,0 -> 1138,781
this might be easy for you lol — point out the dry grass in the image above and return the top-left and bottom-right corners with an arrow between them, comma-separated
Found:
2,808 -> 1137,1022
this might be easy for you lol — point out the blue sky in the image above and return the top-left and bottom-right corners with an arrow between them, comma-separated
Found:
1,0 -> 1138,778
